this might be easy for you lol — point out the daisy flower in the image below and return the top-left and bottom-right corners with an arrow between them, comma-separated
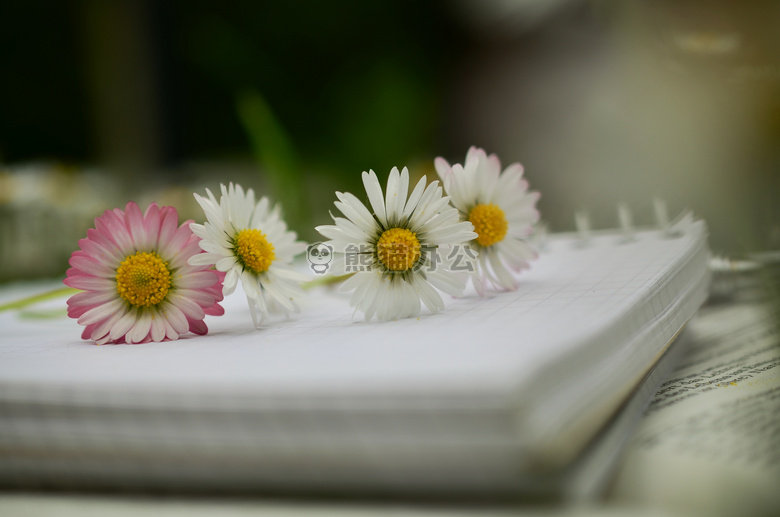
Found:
64,202 -> 225,345
435,146 -> 540,293
315,167 -> 478,321
188,183 -> 306,328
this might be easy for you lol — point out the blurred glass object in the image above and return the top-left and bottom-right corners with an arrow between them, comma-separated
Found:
0,164 -> 119,282
443,0 -> 780,253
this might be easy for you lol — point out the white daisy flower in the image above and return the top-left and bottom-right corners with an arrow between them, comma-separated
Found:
435,146 -> 540,293
316,167 -> 478,321
189,183 -> 307,328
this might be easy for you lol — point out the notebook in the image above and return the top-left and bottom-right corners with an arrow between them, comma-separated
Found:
0,217 -> 710,497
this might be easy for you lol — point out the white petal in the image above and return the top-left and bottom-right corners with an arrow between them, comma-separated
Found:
411,191 -> 451,230
323,252 -> 348,276
168,292 -> 206,321
362,170 -> 387,228
446,164 -> 473,212
260,278 -> 297,313
374,279 -> 393,321
188,252 -> 223,266
357,273 -> 382,320
223,268 -> 240,295
401,176 -> 428,222
197,239 -> 231,255
193,193 -> 224,227
496,238 -> 536,272
92,309 -> 134,340
150,313 -> 166,341
384,166 -> 401,224
164,319 -> 179,340
242,271 -> 260,299
248,295 -> 263,329
412,275 -> 444,314
216,256 -> 238,272
472,272 -> 486,297
189,222 -> 209,240
318,218 -> 371,243
341,270 -> 368,293
426,269 -> 466,297
408,182 -> 443,230
335,191 -> 379,235
250,197 -> 273,229
99,308 -> 131,341
162,302 -> 189,334
421,220 -> 478,245
270,266 -> 309,283
397,277 -> 420,318
487,249 -> 518,290
127,311 -> 153,344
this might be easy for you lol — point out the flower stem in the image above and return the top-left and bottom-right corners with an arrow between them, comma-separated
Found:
301,273 -> 353,290
0,287 -> 78,312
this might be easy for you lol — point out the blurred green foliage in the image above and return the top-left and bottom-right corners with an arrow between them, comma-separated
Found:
175,0 -> 448,218
0,0 -> 461,239
237,90 -> 309,231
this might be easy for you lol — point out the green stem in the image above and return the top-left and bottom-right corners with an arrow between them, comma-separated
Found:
0,287 -> 78,312
301,274 -> 353,290
0,274 -> 351,314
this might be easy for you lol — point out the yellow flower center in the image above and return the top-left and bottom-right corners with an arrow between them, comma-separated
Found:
234,228 -> 275,273
116,251 -> 172,307
377,228 -> 421,271
468,203 -> 508,247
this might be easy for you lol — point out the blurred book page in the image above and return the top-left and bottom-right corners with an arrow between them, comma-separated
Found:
610,301 -> 780,517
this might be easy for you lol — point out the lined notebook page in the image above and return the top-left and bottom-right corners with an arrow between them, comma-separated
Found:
0,222 -> 709,407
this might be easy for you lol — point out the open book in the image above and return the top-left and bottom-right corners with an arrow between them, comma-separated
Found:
0,219 -> 710,497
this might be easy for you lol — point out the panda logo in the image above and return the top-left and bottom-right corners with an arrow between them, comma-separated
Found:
307,242 -> 333,274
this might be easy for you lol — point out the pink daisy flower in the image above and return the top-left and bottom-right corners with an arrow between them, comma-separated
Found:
64,202 -> 225,345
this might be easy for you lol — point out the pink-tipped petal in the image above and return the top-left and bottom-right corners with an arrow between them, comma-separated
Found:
188,317 -> 208,335
168,236 -> 204,270
162,302 -> 189,335
434,157 -> 451,178
176,271 -> 221,289
68,254 -> 115,278
441,147 -> 540,292
141,203 -> 161,245
159,219 -> 194,262
67,289 -> 117,309
100,208 -> 135,252
204,303 -> 225,316
125,202 -> 150,250
64,274 -> 115,291
81,324 -> 97,341
157,206 -> 179,249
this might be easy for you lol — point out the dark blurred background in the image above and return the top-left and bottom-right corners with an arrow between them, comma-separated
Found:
1,0 -> 779,282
